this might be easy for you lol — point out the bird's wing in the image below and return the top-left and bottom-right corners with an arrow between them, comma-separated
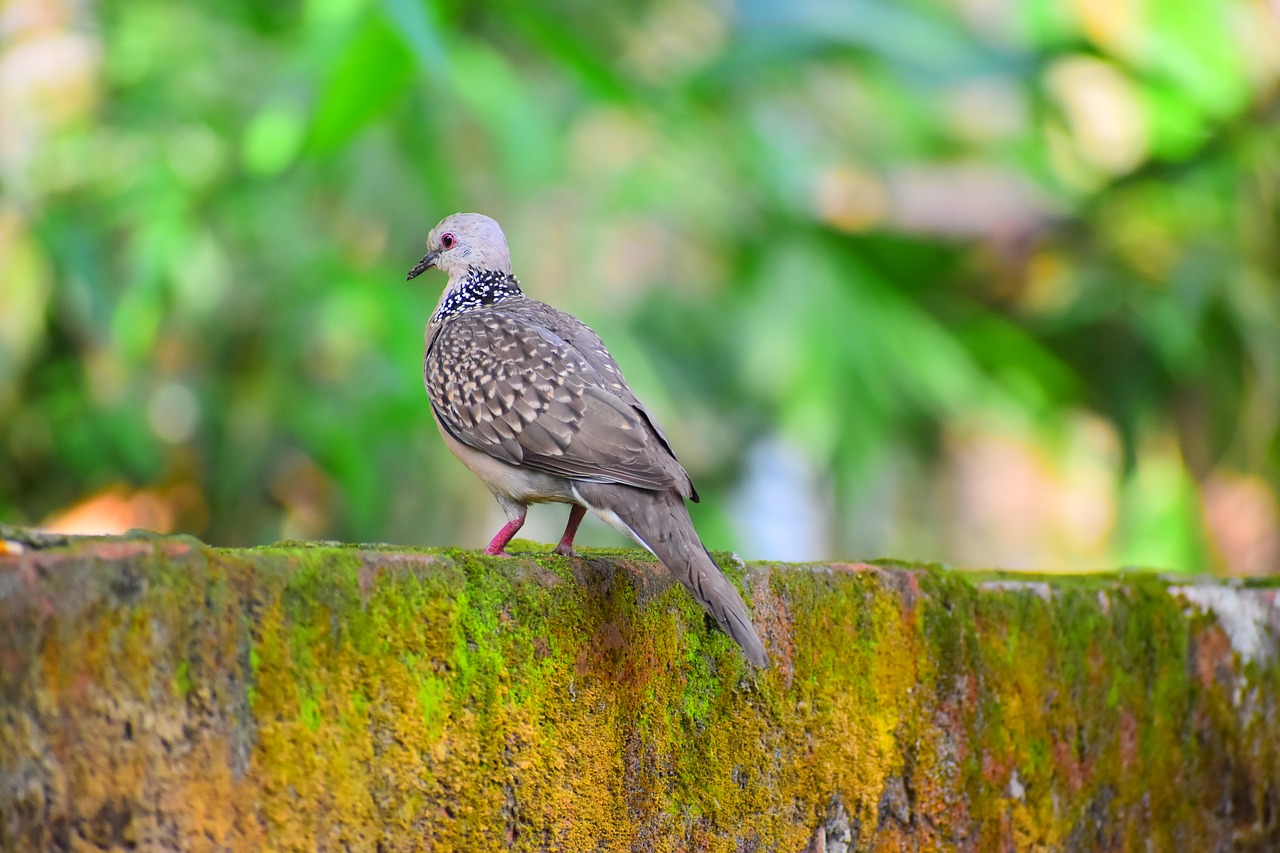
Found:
513,300 -> 689,473
425,308 -> 694,495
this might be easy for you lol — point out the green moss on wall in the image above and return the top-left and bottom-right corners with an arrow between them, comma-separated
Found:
1,529 -> 1278,850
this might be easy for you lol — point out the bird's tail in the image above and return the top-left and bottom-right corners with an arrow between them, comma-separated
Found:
572,482 -> 769,667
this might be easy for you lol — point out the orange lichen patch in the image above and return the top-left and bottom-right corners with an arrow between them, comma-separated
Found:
161,538 -> 192,557
64,538 -> 160,562
1193,624 -> 1234,689
1052,739 -> 1086,793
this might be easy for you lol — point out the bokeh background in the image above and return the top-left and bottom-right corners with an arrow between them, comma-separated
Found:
3,0 -> 1279,572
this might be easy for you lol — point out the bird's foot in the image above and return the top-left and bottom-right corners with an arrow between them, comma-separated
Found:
484,514 -> 526,557
552,505 -> 587,559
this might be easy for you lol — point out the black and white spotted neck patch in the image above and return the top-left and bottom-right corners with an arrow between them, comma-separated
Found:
432,267 -> 525,323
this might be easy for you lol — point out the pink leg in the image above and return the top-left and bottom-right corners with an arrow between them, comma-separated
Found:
484,512 -> 526,556
553,505 -> 587,557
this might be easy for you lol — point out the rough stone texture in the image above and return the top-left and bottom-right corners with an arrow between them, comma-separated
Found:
1,525 -> 1279,851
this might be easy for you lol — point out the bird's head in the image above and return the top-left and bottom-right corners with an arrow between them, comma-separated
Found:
406,212 -> 512,281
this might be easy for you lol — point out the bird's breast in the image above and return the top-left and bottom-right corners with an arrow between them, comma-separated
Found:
430,409 -> 576,506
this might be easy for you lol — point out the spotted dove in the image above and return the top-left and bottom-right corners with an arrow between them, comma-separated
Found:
406,213 -> 768,667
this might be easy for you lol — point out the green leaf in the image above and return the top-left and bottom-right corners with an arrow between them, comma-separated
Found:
309,14 -> 415,154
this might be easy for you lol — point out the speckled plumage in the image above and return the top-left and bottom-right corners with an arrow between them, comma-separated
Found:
408,212 -> 767,667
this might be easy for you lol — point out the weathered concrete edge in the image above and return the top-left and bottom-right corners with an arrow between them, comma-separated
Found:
1,527 -> 1279,852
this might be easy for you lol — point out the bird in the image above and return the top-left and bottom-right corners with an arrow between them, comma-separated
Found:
406,213 -> 768,667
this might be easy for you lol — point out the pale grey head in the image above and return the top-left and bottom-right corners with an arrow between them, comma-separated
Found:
406,212 -> 513,282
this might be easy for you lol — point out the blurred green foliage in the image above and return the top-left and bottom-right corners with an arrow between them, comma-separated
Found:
2,0 -> 1278,571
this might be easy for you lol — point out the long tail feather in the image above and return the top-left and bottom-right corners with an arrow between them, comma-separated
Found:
573,482 -> 769,667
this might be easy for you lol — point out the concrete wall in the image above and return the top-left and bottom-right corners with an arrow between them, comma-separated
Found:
2,527 -> 1278,851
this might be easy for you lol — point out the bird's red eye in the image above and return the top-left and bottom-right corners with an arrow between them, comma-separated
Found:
440,233 -> 456,250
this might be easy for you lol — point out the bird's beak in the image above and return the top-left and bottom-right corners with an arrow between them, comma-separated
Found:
406,250 -> 440,281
